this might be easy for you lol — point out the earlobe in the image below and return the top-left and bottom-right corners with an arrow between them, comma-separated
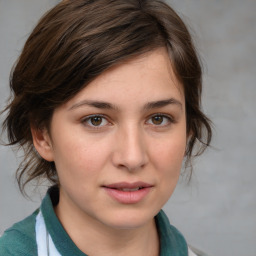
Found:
31,126 -> 54,162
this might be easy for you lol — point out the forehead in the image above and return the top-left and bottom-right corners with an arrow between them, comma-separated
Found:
63,48 -> 184,109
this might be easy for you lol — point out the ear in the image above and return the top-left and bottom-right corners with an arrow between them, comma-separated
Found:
31,126 -> 54,162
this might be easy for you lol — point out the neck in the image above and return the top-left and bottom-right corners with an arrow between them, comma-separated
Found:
55,192 -> 159,256
81,219 -> 159,256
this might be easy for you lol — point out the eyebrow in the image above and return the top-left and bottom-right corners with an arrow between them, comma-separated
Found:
69,100 -> 117,111
143,98 -> 183,110
68,98 -> 182,111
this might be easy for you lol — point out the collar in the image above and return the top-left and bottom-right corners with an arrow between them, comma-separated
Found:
39,186 -> 188,256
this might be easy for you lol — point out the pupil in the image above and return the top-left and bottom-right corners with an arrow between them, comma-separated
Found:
91,116 -> 102,126
152,116 -> 163,125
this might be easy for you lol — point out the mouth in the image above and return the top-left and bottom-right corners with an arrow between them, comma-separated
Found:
115,187 -> 143,192
103,181 -> 153,190
102,182 -> 153,204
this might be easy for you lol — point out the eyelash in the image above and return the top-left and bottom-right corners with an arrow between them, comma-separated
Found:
81,113 -> 174,129
81,114 -> 111,129
146,113 -> 174,127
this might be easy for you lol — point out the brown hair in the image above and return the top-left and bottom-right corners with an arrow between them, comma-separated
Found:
2,0 -> 212,193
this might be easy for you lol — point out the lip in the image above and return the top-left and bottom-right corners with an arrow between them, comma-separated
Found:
102,182 -> 153,204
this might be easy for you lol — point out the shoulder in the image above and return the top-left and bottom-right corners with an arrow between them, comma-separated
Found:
156,210 -> 208,256
0,210 -> 39,256
156,210 -> 188,255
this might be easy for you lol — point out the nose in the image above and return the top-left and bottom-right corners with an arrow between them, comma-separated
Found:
112,125 -> 148,172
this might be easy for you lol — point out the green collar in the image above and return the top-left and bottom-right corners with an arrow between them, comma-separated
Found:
41,186 -> 188,256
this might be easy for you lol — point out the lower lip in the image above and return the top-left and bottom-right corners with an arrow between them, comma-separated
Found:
103,187 -> 152,204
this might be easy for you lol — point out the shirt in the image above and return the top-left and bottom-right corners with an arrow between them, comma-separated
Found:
0,186 -> 196,256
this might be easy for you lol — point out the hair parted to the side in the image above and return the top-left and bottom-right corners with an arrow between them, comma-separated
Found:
1,0 -> 212,193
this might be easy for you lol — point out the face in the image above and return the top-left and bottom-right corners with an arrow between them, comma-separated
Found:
35,48 -> 187,231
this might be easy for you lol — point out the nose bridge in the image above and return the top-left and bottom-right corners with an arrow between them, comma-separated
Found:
113,122 -> 148,171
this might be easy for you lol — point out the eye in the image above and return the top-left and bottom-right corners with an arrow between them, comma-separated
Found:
82,115 -> 109,128
146,114 -> 173,126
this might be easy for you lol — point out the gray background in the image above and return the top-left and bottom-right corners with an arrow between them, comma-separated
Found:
0,1 -> 255,256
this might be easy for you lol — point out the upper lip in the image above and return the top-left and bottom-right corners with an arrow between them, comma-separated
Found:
103,182 -> 153,189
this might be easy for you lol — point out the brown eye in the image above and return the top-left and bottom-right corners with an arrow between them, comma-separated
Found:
151,116 -> 164,125
82,115 -> 109,128
146,114 -> 173,126
90,116 -> 103,126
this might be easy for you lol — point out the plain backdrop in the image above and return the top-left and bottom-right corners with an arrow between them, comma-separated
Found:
0,1 -> 255,256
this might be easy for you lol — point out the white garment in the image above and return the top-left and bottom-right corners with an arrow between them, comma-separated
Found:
36,211 -> 61,256
188,247 -> 198,256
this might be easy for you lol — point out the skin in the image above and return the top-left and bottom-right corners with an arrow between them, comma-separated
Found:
32,47 -> 187,256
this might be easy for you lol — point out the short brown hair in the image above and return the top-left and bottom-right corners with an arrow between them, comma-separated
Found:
2,0 -> 212,193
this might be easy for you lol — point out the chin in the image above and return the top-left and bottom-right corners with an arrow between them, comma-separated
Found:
99,208 -> 158,230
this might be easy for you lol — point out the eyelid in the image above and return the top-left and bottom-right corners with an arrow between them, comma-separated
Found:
80,113 -> 175,129
146,113 -> 175,126
81,114 -> 112,129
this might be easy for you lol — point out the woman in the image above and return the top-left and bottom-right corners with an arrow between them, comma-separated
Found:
0,0 -> 212,255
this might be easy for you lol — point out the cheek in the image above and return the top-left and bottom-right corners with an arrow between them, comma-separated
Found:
151,135 -> 186,170
147,134 -> 186,209
149,131 -> 186,196
52,135 -> 110,184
